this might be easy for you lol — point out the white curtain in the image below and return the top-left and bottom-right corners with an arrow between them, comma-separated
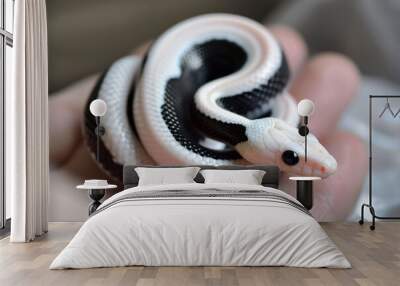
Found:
7,0 -> 49,242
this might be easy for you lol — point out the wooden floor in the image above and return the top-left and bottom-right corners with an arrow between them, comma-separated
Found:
0,222 -> 399,286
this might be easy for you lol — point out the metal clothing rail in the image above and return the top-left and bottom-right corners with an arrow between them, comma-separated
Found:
359,95 -> 400,230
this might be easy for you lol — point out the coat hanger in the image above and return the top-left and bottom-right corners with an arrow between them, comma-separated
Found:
378,98 -> 400,118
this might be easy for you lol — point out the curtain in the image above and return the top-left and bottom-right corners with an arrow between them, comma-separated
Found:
7,0 -> 49,242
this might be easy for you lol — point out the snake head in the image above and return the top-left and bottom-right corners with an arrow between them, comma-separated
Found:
240,118 -> 337,178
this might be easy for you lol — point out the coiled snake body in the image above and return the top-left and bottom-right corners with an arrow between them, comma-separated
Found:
84,14 -> 337,182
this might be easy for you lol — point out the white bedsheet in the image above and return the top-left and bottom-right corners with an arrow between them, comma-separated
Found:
50,183 -> 350,269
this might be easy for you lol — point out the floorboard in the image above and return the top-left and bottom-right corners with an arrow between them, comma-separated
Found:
0,222 -> 398,286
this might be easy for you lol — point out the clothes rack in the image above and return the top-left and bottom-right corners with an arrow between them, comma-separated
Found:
359,95 -> 400,230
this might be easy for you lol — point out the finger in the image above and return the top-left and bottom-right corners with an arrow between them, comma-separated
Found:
290,53 -> 360,139
131,41 -> 152,56
311,131 -> 367,221
50,44 -> 148,168
49,75 -> 99,167
268,25 -> 308,75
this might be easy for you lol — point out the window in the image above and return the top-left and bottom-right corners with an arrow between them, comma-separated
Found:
0,0 -> 14,231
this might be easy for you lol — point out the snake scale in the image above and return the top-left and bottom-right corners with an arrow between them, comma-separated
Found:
84,14 -> 337,182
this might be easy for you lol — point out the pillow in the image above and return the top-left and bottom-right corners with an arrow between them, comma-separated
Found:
200,169 -> 266,185
135,167 -> 200,186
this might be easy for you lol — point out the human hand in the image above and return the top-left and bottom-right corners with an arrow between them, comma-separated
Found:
49,26 -> 367,221
269,26 -> 367,221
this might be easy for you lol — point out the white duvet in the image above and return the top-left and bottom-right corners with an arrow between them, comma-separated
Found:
50,183 -> 350,269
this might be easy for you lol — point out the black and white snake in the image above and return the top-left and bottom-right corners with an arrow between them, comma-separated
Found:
84,14 -> 337,182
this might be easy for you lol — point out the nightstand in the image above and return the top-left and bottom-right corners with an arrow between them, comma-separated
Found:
289,177 -> 321,210
77,180 -> 117,215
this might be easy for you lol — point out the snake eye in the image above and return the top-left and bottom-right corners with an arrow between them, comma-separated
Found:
281,150 -> 299,166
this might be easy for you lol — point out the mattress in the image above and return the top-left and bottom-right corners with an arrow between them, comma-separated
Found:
50,183 -> 350,269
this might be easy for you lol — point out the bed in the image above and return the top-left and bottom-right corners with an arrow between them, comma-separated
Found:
50,165 -> 350,269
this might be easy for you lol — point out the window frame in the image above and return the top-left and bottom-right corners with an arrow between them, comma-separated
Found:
0,0 -> 13,231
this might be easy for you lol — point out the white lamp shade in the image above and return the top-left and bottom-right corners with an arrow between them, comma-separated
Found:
90,99 -> 107,117
297,99 -> 315,117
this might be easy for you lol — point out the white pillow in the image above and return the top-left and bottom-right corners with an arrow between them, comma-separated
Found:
200,169 -> 266,185
135,167 -> 200,186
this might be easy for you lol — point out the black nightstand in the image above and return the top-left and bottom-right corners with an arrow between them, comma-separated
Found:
289,177 -> 321,210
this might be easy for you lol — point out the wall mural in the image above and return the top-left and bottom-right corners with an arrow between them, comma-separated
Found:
83,14 -> 336,183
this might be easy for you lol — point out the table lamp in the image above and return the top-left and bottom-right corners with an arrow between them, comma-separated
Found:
297,99 -> 315,162
89,99 -> 107,162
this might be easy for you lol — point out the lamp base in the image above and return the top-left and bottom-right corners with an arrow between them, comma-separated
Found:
296,180 -> 313,210
88,189 -> 105,215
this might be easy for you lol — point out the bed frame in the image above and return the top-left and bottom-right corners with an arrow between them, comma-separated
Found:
123,165 -> 280,189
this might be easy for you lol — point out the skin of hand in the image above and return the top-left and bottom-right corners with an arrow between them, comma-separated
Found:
49,26 -> 367,221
